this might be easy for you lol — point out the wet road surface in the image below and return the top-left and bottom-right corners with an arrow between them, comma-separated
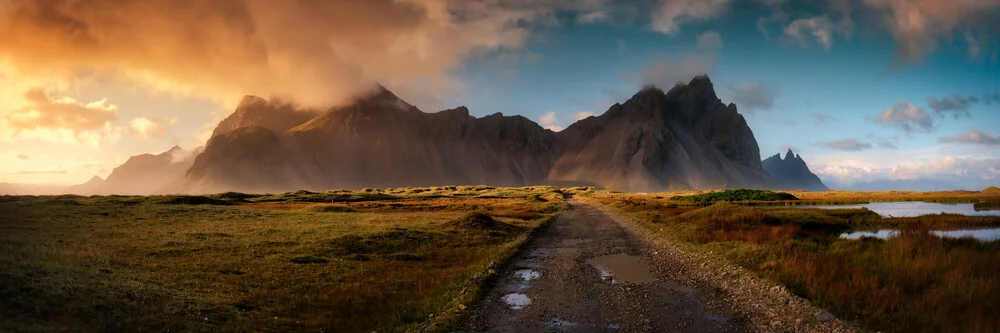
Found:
461,198 -> 747,332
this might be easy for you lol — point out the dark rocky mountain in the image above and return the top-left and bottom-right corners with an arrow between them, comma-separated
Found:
180,76 -> 780,193
551,77 -> 775,191
761,149 -> 829,191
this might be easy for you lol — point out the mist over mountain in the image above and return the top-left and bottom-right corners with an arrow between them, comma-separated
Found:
762,149 -> 829,191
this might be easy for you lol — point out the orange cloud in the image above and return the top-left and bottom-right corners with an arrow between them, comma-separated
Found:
0,0 -> 607,109
1,88 -> 120,146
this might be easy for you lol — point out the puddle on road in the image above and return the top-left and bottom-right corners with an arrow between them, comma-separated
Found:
514,269 -> 540,281
607,323 -> 621,329
586,253 -> 655,284
503,293 -> 531,310
547,318 -> 578,330
704,314 -> 730,324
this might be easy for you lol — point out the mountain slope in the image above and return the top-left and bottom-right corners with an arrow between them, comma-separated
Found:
65,176 -> 104,195
96,146 -> 198,195
761,149 -> 829,191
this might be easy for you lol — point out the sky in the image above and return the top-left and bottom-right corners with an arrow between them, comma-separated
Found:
0,0 -> 998,190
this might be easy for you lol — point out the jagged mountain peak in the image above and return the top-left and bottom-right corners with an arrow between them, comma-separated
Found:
784,149 -> 795,160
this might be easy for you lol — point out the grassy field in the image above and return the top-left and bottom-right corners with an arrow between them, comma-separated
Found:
0,186 -> 577,332
592,189 -> 1000,332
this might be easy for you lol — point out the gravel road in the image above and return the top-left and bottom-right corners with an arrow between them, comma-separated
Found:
460,199 -> 747,332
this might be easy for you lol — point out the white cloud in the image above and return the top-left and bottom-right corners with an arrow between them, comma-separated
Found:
817,138 -> 872,151
539,111 -> 558,126
785,16 -> 835,51
650,0 -> 732,35
728,82 -> 775,113
697,31 -> 724,53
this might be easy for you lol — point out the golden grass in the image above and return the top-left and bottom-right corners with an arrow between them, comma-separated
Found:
590,191 -> 1000,333
0,186 -> 569,332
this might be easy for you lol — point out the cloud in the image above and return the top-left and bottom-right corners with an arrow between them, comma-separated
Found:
966,31 -> 981,59
650,0 -> 732,35
0,0 -> 613,110
927,94 -> 978,118
697,31 -> 724,53
16,153 -> 30,160
860,0 -> 1000,64
877,138 -> 898,149
633,31 -> 721,89
875,102 -> 933,133
538,111 -> 563,131
729,82 -> 775,113
815,155 -> 1000,190
784,16 -> 836,51
817,138 -> 873,151
573,111 -> 595,121
1,88 -> 121,146
129,117 -> 178,139
577,11 -> 609,23
938,129 -> 1000,145
10,168 -> 69,175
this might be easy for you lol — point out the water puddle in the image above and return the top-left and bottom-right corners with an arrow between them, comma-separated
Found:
704,314 -> 730,324
514,269 -> 540,281
795,202 -> 1000,217
586,253 -> 655,284
840,228 -> 1000,242
546,318 -> 578,330
503,293 -> 531,310
607,323 -> 621,329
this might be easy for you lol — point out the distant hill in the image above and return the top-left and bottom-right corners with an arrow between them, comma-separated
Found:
180,76 -> 780,193
65,176 -> 104,194
762,149 -> 829,191
92,146 -> 201,195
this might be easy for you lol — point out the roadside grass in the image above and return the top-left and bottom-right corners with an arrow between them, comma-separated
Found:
669,189 -> 797,203
591,192 -> 1000,333
0,186 -> 570,332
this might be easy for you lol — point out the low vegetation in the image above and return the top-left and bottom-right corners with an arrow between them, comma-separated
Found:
669,189 -> 798,203
592,191 -> 1000,333
0,186 -> 571,332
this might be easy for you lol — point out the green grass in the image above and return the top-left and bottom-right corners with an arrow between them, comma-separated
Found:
669,189 -> 798,203
593,193 -> 1000,333
0,187 -> 567,332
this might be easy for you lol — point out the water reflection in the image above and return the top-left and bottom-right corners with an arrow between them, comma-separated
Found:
797,202 -> 1000,217
840,228 -> 1000,242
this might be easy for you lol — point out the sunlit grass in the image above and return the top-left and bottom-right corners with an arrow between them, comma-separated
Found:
0,186 -> 572,332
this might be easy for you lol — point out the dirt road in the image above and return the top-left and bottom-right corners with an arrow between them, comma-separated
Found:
461,199 -> 747,332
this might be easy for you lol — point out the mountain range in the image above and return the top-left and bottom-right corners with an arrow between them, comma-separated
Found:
762,150 -> 829,191
9,76 -> 831,195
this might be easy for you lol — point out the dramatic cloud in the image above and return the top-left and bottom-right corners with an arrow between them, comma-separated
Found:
635,31 -> 721,88
861,0 -> 1000,63
875,102 -> 933,133
16,153 -> 29,160
129,117 -> 178,140
817,138 -> 873,151
538,111 -> 562,131
1,88 -> 120,146
650,0 -> 732,35
0,0 -> 613,109
573,111 -> 595,121
966,31 -> 981,59
939,129 -> 1000,145
927,94 -> 978,118
784,16 -> 836,51
729,82 -> 775,113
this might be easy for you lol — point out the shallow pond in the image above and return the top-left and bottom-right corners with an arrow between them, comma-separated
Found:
840,228 -> 1000,242
796,202 -> 1000,217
